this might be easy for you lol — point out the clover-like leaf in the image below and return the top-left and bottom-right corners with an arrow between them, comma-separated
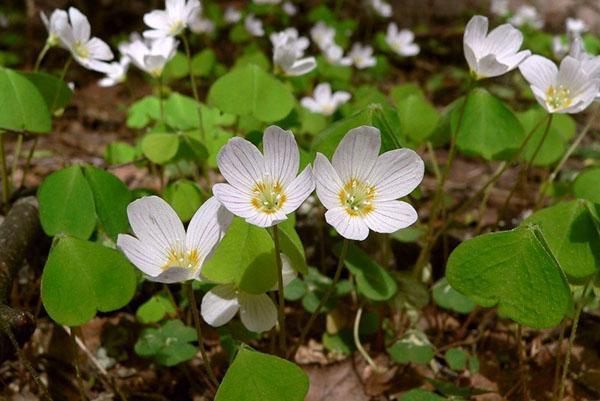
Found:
342,244 -> 397,301
446,226 -> 571,328
432,277 -> 475,314
134,319 -> 197,366
164,179 -> 204,222
23,71 -> 73,114
387,329 -> 434,365
573,167 -> 600,203
141,132 -> 180,164
136,294 -> 176,324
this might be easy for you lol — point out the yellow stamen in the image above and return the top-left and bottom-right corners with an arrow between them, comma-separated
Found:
250,179 -> 287,214
546,85 -> 572,112
338,178 -> 376,217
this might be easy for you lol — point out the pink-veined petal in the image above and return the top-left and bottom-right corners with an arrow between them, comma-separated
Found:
324,207 -> 370,241
201,284 -> 240,327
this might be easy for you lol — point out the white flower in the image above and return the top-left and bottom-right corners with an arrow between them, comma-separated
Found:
56,7 -> 114,72
369,0 -> 392,17
121,36 -> 178,78
509,5 -> 544,29
271,28 -> 316,76
283,2 -> 297,16
519,55 -> 600,113
143,0 -> 201,39
313,126 -> 424,241
552,36 -> 568,59
0,12 -> 8,29
301,83 -> 351,115
213,126 -> 315,228
323,44 -> 352,66
566,18 -> 588,35
463,15 -> 530,79
40,9 -> 68,47
385,23 -> 419,57
117,196 -> 232,284
189,14 -> 215,34
98,57 -> 130,87
569,36 -> 600,80
245,14 -> 264,37
349,43 -> 377,69
310,21 -> 336,51
201,255 -> 294,333
490,0 -> 509,17
224,7 -> 242,24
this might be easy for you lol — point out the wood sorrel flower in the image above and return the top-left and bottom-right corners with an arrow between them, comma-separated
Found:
509,5 -> 544,29
200,255 -> 295,333
143,0 -> 201,39
120,36 -> 178,78
349,43 -> 377,69
385,23 -> 419,57
98,56 -> 130,87
40,9 -> 68,47
213,126 -> 315,228
301,83 -> 351,116
271,28 -> 316,76
244,14 -> 264,37
519,55 -> 599,113
56,7 -> 114,72
310,21 -> 336,51
117,196 -> 232,284
463,15 -> 530,80
369,0 -> 392,18
313,126 -> 424,241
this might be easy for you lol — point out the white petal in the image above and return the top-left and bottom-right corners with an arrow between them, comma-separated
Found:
239,292 -> 277,333
368,148 -> 424,201
201,285 -> 240,327
186,197 -> 233,271
151,267 -> 194,283
117,234 -> 165,277
325,207 -> 370,241
497,50 -> 531,71
126,196 -> 186,258
143,29 -> 166,40
86,37 -> 114,61
314,83 -> 332,104
558,56 -> 588,94
143,10 -> 169,30
68,7 -> 90,42
286,57 -> 317,76
313,153 -> 343,210
332,126 -> 381,183
245,210 -> 287,228
364,200 -> 418,233
463,43 -> 478,73
217,137 -> 265,190
262,126 -> 299,187
484,23 -> 523,57
519,55 -> 557,91
477,54 -> 509,78
212,183 -> 255,219
282,165 -> 315,214
463,15 -> 488,54
301,97 -> 322,113
332,91 -> 351,107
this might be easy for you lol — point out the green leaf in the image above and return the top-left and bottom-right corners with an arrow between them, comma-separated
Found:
284,278 -> 306,301
41,236 -> 137,326
0,67 -> 51,133
455,88 -> 525,161
162,52 -> 189,81
215,347 -> 309,401
135,319 -> 197,366
387,330 -> 434,365
105,142 -> 137,165
391,83 -> 423,105
141,133 -> 180,164
191,49 -> 216,77
523,200 -> 600,280
397,94 -> 439,145
342,244 -> 397,301
164,92 -> 200,130
136,294 -> 176,324
432,277 -> 476,314
446,226 -> 572,328
444,347 -> 468,370
322,330 -> 354,354
517,108 -> 567,166
164,179 -> 204,222
83,165 -> 132,241
208,64 -> 295,122
23,72 -> 73,113
573,167 -> 600,203
395,273 -> 430,309
400,389 -> 445,401
202,218 -> 277,294
277,219 -> 308,275
38,166 -> 97,239
126,96 -> 160,129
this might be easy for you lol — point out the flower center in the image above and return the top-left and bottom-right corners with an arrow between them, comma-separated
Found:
251,179 -> 287,214
546,85 -> 573,112
169,20 -> 185,35
73,41 -> 90,60
322,103 -> 336,115
163,246 -> 200,271
338,179 -> 375,216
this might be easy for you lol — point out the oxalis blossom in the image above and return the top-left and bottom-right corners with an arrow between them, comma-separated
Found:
40,9 -> 68,47
323,44 -> 352,66
56,7 -> 114,72
463,15 -> 530,79
566,18 -> 588,36
509,5 -> 544,29
569,36 -> 600,89
490,0 -> 509,17
117,196 -> 232,284
519,55 -> 599,113
213,126 -> 315,228
385,23 -> 419,57
245,14 -> 264,37
311,21 -> 336,51
349,43 -> 377,69
98,56 -> 130,87
313,126 -> 424,241
301,83 -> 351,116
121,36 -> 178,78
368,0 -> 392,18
201,255 -> 295,333
224,7 -> 242,24
271,28 -> 316,76
143,0 -> 201,39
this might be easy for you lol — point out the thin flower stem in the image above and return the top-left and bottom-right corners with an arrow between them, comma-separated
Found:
11,133 -> 23,184
551,319 -> 566,400
516,324 -> 528,401
70,327 -> 88,401
180,33 -> 205,142
558,278 -> 593,401
0,132 -> 10,209
288,238 -> 350,359
34,43 -> 51,72
353,306 -> 384,373
535,112 -> 596,209
184,282 -> 219,390
527,114 -> 554,171
272,225 -> 287,356
157,75 -> 165,124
